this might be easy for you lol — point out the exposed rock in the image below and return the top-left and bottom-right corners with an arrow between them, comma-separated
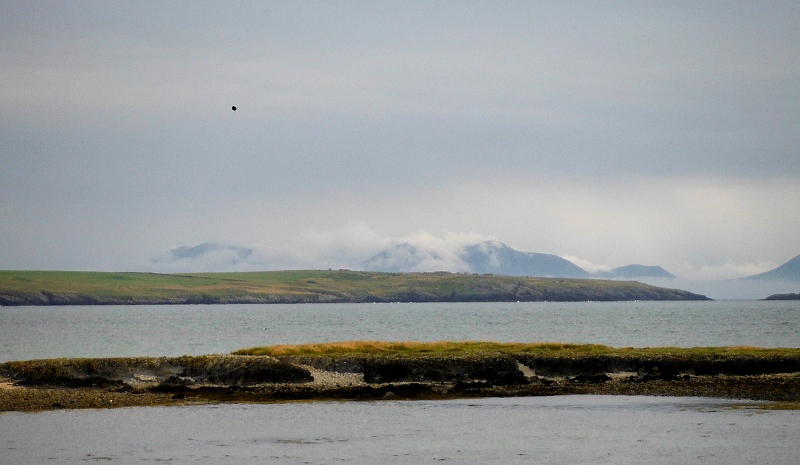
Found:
2,352 -> 799,412
571,374 -> 612,383
516,353 -> 800,378
0,355 -> 313,388
361,354 -> 528,385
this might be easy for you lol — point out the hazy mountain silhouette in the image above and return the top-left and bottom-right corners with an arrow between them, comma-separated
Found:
154,242 -> 254,264
460,241 -> 589,278
363,240 -> 589,278
742,254 -> 800,281
595,264 -> 676,280
361,243 -> 440,273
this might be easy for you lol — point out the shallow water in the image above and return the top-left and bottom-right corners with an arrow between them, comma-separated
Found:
1,300 -> 798,362
2,301 -> 799,463
1,396 -> 798,465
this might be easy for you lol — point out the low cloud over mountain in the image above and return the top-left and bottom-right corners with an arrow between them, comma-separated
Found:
148,225 -> 800,299
151,242 -> 259,271
740,254 -> 800,282
362,243 -> 450,273
362,240 -> 683,280
150,229 -> 491,273
152,232 -> 681,281
460,241 -> 589,278
363,240 -> 589,278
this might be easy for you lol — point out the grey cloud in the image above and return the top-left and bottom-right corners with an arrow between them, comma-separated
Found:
1,2 -> 799,295
151,243 -> 265,273
159,243 -> 252,262
362,243 -> 451,273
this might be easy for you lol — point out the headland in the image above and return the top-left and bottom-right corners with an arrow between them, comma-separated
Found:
0,270 -> 709,306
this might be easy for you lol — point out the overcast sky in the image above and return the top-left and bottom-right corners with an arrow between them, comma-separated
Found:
2,1 -> 799,288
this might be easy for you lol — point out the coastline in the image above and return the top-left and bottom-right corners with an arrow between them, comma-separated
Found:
2,372 -> 799,413
2,345 -> 798,412
0,270 -> 710,306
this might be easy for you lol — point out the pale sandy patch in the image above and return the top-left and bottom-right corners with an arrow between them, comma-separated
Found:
301,365 -> 366,388
517,362 -> 536,378
0,378 -> 19,390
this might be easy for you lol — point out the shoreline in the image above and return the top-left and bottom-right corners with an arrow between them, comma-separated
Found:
0,270 -> 711,306
2,347 -> 799,412
3,373 -> 799,413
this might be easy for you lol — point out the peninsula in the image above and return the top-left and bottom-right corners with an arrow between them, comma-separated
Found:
0,270 -> 709,306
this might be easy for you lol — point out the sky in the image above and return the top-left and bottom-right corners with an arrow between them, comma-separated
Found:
2,1 -> 799,296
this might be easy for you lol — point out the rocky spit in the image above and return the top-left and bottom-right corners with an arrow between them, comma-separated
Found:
2,353 -> 799,412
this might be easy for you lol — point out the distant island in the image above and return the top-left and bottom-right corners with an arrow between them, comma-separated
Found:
764,292 -> 800,301
0,270 -> 709,306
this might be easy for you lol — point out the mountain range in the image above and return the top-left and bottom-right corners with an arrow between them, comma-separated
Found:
154,241 -> 800,285
362,240 -> 675,280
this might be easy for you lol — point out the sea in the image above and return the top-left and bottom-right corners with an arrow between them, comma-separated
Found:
1,300 -> 799,362
1,300 -> 799,464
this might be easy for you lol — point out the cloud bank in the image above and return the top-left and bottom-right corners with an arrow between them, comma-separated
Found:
150,224 -> 495,274
1,2 -> 798,300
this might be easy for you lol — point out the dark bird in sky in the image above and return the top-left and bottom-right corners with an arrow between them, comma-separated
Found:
231,106 -> 237,111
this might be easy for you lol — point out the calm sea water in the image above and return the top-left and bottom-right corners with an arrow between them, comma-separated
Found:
2,301 -> 799,464
0,300 -> 798,362
1,396 -> 798,465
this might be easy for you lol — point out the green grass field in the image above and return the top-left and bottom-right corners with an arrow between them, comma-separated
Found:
0,269 -> 709,305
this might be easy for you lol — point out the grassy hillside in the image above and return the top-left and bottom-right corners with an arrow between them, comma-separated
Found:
0,269 -> 709,306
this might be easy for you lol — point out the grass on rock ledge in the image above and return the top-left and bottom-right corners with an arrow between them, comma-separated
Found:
233,341 -> 800,358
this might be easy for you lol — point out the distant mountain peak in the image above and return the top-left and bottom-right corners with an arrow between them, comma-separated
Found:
743,254 -> 800,281
460,241 -> 588,278
363,240 -> 589,278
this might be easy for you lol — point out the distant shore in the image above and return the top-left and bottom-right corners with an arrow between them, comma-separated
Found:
764,292 -> 800,300
0,270 -> 709,306
2,342 -> 797,412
